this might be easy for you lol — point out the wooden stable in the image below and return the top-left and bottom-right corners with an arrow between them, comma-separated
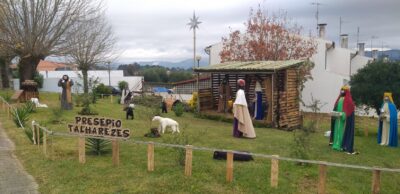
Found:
195,60 -> 308,130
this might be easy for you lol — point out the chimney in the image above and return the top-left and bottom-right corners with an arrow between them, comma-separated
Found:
340,34 -> 348,48
357,43 -> 365,56
318,23 -> 327,39
372,49 -> 378,59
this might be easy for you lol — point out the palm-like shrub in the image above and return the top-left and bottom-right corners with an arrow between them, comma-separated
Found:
85,138 -> 111,155
11,107 -> 30,128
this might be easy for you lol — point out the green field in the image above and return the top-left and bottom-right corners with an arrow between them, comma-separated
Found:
1,91 -> 400,193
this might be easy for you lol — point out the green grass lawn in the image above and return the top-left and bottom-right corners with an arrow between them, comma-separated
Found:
1,91 -> 400,193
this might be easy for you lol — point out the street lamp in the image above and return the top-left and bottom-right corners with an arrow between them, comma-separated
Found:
195,55 -> 201,67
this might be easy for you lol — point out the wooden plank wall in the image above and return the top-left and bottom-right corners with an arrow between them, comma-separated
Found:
273,68 -> 301,129
198,88 -> 213,110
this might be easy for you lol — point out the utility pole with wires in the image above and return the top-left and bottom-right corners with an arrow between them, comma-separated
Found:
356,27 -> 360,48
311,1 -> 323,30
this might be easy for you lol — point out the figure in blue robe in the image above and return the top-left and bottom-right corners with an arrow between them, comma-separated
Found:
253,81 -> 264,120
377,92 -> 398,147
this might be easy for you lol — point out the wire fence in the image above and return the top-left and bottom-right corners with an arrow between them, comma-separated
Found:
0,95 -> 398,193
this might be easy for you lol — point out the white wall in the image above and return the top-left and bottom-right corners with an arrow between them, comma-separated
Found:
39,70 -> 124,79
40,73 -> 143,94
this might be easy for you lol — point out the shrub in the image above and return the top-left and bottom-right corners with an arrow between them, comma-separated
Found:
24,101 -> 36,113
47,107 -> 64,124
188,92 -> 198,111
86,138 -> 111,155
173,103 -> 184,117
78,94 -> 98,115
94,83 -> 112,95
11,106 -> 30,128
164,129 -> 190,166
33,71 -> 44,88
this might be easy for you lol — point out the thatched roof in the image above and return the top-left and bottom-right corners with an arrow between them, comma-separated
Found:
194,60 -> 305,73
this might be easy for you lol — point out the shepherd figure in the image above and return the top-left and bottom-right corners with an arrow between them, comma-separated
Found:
58,75 -> 74,110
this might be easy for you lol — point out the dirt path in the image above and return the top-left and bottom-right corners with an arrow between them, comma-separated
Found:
0,122 -> 39,194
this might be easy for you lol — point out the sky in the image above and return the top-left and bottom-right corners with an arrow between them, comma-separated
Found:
105,0 -> 400,63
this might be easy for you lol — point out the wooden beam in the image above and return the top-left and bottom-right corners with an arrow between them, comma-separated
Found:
185,145 -> 193,177
371,169 -> 381,194
270,155 -> 279,188
112,139 -> 120,166
318,164 -> 327,194
147,142 -> 154,171
43,130 -> 47,158
226,152 -> 234,182
78,137 -> 86,164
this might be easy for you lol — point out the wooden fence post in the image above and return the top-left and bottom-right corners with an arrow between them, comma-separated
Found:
184,145 -> 193,177
318,163 -> 327,194
110,95 -> 113,103
78,137 -> 86,164
7,105 -> 10,119
226,151 -> 234,182
371,169 -> 381,194
112,139 -> 120,166
147,142 -> 154,171
35,125 -> 40,147
270,155 -> 279,188
43,131 -> 47,157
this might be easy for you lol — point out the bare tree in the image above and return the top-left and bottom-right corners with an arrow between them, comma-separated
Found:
66,10 -> 116,94
0,0 -> 94,83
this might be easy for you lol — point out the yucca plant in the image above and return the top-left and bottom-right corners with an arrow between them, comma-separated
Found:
85,138 -> 111,155
11,107 -> 30,128
24,101 -> 36,113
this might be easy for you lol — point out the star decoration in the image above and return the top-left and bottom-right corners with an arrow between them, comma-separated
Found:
187,11 -> 201,30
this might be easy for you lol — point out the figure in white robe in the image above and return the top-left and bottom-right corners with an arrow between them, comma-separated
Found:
232,79 -> 256,138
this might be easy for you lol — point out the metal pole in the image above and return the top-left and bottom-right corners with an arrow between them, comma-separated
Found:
193,28 -> 196,69
108,62 -> 111,86
196,59 -> 200,112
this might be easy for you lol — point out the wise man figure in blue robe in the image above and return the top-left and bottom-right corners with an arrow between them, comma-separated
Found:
377,92 -> 398,147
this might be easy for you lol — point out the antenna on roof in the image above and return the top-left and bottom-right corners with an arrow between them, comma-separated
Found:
311,1 -> 323,30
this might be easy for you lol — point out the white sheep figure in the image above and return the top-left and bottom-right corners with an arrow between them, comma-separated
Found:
151,116 -> 180,134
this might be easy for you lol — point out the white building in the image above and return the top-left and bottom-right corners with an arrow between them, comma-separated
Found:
39,70 -> 143,94
205,23 -> 372,113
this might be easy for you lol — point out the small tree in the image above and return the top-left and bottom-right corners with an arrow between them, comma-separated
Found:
0,0 -> 94,83
350,61 -> 400,114
66,7 -> 116,94
118,81 -> 129,91
220,5 -> 316,62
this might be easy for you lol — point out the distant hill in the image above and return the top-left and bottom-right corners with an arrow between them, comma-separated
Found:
365,49 -> 400,61
137,58 -> 209,69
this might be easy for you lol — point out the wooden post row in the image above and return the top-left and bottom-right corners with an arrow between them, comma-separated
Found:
112,139 -> 119,166
226,152 -> 234,182
271,155 -> 279,188
185,145 -> 193,177
147,142 -> 154,171
371,169 -> 381,194
318,164 -> 327,194
78,137 -> 86,164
